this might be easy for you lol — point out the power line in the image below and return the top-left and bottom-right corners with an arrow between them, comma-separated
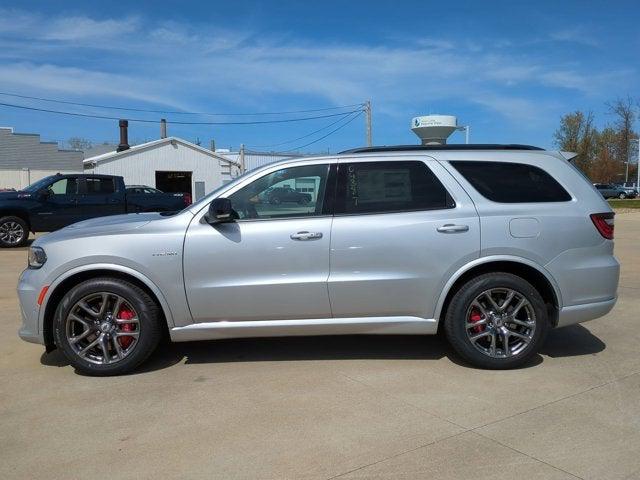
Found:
0,91 -> 364,116
283,110 -> 364,152
247,113 -> 357,149
0,101 -> 363,125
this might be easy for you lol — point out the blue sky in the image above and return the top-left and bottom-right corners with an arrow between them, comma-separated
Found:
0,0 -> 638,152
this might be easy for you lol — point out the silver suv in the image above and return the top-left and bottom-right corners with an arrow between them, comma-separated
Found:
18,145 -> 620,375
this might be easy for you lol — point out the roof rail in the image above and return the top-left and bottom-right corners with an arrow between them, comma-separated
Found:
339,144 -> 545,154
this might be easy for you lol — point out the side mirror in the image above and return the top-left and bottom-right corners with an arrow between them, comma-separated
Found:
205,197 -> 233,224
37,188 -> 50,198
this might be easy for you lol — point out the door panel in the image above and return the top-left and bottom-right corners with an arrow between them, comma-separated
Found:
33,177 -> 82,230
184,217 -> 333,322
183,161 -> 335,323
76,177 -> 126,221
328,159 -> 480,320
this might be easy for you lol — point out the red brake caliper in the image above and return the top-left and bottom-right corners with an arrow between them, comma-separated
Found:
117,307 -> 136,348
469,308 -> 484,334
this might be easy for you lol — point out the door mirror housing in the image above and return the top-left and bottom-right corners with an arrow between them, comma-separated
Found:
37,188 -> 50,198
205,197 -> 234,224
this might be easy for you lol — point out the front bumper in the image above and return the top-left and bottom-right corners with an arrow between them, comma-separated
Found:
17,268 -> 46,345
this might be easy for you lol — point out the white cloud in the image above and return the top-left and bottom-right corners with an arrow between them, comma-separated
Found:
0,8 -> 633,127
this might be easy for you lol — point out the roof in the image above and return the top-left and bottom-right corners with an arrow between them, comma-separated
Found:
83,136 -> 240,167
339,144 -> 545,154
82,143 -> 118,159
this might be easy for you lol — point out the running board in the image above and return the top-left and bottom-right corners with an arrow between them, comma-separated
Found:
170,317 -> 437,342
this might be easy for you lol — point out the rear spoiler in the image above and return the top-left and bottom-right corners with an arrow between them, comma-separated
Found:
558,151 -> 578,162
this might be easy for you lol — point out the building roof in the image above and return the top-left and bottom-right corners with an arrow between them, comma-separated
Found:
82,143 -> 118,159
83,136 -> 240,167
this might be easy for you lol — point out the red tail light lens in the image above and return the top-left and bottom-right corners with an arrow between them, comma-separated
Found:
590,212 -> 614,240
183,193 -> 192,206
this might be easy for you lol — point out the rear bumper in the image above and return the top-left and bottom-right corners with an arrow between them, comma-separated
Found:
556,297 -> 616,328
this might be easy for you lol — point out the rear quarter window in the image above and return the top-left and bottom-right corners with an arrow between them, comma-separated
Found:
450,161 -> 571,203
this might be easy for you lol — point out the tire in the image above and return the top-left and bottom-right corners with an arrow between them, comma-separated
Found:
269,196 -> 281,205
53,277 -> 162,376
444,272 -> 549,369
619,193 -> 626,199
0,215 -> 29,248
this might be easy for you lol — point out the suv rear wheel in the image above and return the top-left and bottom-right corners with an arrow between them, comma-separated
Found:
444,272 -> 549,369
53,277 -> 162,376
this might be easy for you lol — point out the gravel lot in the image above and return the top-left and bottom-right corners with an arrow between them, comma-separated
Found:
1,215 -> 639,480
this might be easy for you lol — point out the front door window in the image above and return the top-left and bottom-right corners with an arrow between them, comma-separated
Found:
228,164 -> 330,220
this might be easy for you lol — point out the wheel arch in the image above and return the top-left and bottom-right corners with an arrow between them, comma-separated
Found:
435,257 -> 561,328
0,208 -> 31,230
41,265 -> 174,351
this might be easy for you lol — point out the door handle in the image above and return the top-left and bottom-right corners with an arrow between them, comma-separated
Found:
437,224 -> 469,233
290,231 -> 323,241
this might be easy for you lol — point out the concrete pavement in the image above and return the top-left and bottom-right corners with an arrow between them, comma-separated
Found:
1,215 -> 639,479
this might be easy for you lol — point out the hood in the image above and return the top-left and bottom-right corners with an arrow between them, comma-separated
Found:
0,190 -> 21,200
34,212 -> 166,246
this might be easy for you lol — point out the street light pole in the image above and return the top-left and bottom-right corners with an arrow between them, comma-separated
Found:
457,125 -> 470,144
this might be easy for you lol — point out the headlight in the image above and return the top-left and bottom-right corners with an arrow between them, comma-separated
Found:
28,246 -> 47,269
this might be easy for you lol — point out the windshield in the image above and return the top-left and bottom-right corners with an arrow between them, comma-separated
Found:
22,176 -> 56,192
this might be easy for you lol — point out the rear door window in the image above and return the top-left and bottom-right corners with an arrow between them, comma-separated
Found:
84,178 -> 116,195
335,161 -> 454,214
450,161 -> 571,203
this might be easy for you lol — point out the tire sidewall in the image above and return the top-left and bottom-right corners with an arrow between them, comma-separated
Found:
445,273 -> 549,369
0,216 -> 28,248
53,278 -> 160,376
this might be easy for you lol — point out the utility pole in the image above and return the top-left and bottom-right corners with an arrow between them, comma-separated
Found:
239,143 -> 246,173
364,100 -> 372,147
634,138 -> 640,193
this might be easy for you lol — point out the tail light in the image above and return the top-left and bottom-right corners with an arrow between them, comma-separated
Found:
590,212 -> 614,240
183,193 -> 192,206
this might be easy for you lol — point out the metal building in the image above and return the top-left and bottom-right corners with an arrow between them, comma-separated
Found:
84,137 -> 241,201
0,127 -> 83,190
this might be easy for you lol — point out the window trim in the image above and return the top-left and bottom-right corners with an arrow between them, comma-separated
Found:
333,160 -> 456,217
449,160 -> 573,204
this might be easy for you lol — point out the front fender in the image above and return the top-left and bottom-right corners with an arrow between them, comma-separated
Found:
39,263 -> 176,331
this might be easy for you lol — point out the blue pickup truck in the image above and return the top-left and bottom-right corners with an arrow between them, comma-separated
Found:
0,173 -> 190,247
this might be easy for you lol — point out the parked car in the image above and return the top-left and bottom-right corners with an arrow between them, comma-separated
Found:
0,174 -> 190,247
265,185 -> 312,205
617,185 -> 638,197
594,183 -> 635,199
18,144 -> 619,375
125,185 -> 192,208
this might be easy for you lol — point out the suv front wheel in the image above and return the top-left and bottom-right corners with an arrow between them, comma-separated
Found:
53,277 -> 162,376
444,272 -> 549,369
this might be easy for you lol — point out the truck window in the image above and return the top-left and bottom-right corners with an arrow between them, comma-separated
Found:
85,178 -> 116,195
49,178 -> 78,195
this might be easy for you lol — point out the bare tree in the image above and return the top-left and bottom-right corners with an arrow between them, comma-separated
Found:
607,96 -> 637,181
553,111 -> 597,174
67,137 -> 93,151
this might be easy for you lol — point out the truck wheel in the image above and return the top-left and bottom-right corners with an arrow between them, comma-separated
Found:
619,193 -> 626,199
444,272 -> 549,369
0,216 -> 29,248
53,277 -> 162,376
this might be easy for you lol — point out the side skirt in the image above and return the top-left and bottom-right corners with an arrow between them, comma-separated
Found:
169,316 -> 438,342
